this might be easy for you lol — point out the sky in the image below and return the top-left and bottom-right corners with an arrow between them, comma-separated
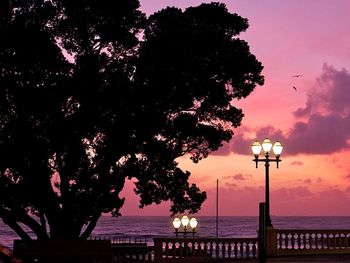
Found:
120,0 -> 350,216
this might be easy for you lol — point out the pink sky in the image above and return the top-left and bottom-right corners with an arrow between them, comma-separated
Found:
120,0 -> 350,216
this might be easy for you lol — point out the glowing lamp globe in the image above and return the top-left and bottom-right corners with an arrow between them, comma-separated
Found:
172,218 -> 181,229
272,141 -> 283,157
251,140 -> 262,157
189,217 -> 198,229
262,138 -> 272,153
181,215 -> 189,227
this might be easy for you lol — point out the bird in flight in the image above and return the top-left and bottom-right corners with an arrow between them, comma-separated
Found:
292,74 -> 303,78
293,86 -> 297,91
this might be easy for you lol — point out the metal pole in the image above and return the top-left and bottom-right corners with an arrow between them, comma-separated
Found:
216,178 -> 219,238
259,202 -> 266,263
265,154 -> 272,227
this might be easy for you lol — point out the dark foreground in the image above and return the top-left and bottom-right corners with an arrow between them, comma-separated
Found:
224,254 -> 350,263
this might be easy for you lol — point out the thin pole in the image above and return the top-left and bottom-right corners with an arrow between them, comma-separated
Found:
216,178 -> 219,238
265,153 -> 272,227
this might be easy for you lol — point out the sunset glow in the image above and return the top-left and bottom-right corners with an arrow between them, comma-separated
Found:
120,0 -> 350,216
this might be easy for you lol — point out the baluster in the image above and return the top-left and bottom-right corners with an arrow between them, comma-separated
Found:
303,234 -> 306,249
234,241 -> 238,258
200,242 -> 204,257
315,233 -> 318,249
163,241 -> 167,257
187,241 -> 192,257
252,241 -> 257,258
278,233 -> 283,249
215,242 -> 220,258
297,233 -> 301,249
245,242 -> 250,258
193,242 -> 197,257
326,234 -> 330,249
222,242 -> 226,258
203,242 -> 208,257
175,242 -> 179,258
227,242 -> 232,258
179,242 -> 183,257
308,233 -> 312,249
240,242 -> 244,258
186,241 -> 190,257
174,242 -> 178,258
312,234 -> 317,249
285,234 -> 289,249
209,241 -> 213,256
291,233 -> 295,250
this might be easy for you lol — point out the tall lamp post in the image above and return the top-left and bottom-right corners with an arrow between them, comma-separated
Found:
251,138 -> 283,227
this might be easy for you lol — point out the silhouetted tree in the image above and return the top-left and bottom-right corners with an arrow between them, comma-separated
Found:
0,1 -> 263,241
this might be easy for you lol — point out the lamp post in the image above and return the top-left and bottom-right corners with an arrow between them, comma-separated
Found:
172,215 -> 198,238
251,138 -> 283,227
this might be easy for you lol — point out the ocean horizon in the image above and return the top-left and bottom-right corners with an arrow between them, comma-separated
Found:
1,216 -> 350,249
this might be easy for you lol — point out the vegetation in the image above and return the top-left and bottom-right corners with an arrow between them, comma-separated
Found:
0,0 -> 263,241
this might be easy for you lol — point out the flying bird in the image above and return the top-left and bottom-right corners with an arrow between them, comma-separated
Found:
292,74 -> 303,78
293,86 -> 297,91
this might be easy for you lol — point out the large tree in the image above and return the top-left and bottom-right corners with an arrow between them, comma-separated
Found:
0,0 -> 263,241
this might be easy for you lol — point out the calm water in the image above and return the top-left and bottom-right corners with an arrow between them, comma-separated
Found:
1,216 -> 350,249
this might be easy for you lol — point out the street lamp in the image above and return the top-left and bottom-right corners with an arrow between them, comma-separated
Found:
172,215 -> 198,238
251,138 -> 283,227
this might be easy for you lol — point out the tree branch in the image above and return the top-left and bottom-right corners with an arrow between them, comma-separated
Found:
0,209 -> 32,242
79,212 -> 101,240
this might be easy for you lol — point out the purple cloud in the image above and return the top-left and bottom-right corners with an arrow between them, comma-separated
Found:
229,64 -> 350,156
295,64 -> 350,117
211,141 -> 231,156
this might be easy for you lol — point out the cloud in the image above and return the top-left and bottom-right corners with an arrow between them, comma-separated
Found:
316,177 -> 323,183
225,182 -> 237,187
271,187 -> 350,216
344,174 -> 350,181
272,186 -> 313,199
211,141 -> 231,156
229,64 -> 350,156
295,64 -> 350,117
290,161 -> 303,166
304,178 -> 312,184
224,173 -> 252,181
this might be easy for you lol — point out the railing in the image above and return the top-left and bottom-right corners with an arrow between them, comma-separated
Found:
89,236 -> 153,263
89,235 -> 148,245
154,237 -> 258,262
112,244 -> 154,263
274,229 -> 350,256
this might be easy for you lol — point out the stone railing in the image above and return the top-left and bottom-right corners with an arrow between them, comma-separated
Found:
267,228 -> 350,256
153,237 -> 258,263
112,244 -> 154,263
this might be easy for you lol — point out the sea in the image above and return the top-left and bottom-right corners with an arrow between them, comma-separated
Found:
1,216 -> 350,249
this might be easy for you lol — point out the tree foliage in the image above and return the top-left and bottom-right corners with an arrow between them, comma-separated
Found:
0,0 -> 263,241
